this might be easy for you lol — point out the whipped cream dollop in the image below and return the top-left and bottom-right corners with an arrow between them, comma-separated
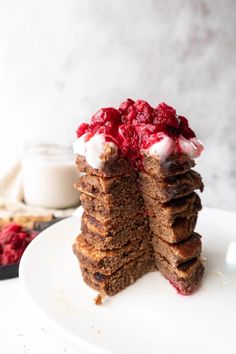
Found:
178,136 -> 204,159
147,133 -> 174,161
73,133 -> 118,169
146,133 -> 204,161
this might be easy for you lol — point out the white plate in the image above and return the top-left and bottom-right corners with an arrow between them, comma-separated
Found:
19,207 -> 236,354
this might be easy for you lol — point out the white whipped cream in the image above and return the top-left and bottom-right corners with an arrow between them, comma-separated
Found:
73,133 -> 118,169
73,134 -> 87,156
148,134 -> 174,161
178,135 -> 204,159
146,134 -> 204,160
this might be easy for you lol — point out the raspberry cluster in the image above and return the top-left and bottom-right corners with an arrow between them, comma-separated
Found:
0,223 -> 37,266
76,99 -> 195,140
75,99 -> 196,167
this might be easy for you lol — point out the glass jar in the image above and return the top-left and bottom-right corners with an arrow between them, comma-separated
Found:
21,144 -> 80,209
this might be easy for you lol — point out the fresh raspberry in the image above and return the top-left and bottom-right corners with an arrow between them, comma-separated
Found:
141,124 -> 159,135
0,232 -> 16,245
139,125 -> 163,149
118,98 -> 135,114
133,100 -> 155,124
122,106 -> 135,123
88,108 -> 121,138
76,123 -> 89,138
123,107 -> 137,124
2,223 -> 22,234
96,121 -> 116,136
154,102 -> 180,135
134,100 -> 153,114
119,124 -> 139,154
122,100 -> 154,125
1,245 -> 24,266
91,108 -> 121,126
11,236 -> 27,251
0,223 -> 37,265
0,227 -> 24,245
155,102 -> 177,122
179,115 -> 196,139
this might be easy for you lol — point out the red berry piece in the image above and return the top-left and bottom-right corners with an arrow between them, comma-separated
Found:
138,124 -> 156,146
76,123 -> 89,138
119,124 -> 139,153
179,115 -> 196,139
154,102 -> 180,136
11,237 -> 26,251
0,223 -> 37,265
121,100 -> 155,125
123,108 -> 137,124
1,245 -> 23,266
96,120 -> 116,136
91,108 -> 121,126
2,223 -> 22,234
118,98 -> 135,114
134,100 -> 153,115
133,100 -> 155,124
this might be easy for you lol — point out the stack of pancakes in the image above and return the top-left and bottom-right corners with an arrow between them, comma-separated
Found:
73,155 -> 154,296
73,153 -> 204,296
140,154 -> 204,295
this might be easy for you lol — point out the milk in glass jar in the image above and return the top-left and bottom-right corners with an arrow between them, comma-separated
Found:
22,144 -> 80,209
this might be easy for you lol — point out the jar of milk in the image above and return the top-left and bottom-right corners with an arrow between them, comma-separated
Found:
22,144 -> 80,209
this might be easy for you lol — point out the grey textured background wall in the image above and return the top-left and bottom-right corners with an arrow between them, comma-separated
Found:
0,0 -> 236,210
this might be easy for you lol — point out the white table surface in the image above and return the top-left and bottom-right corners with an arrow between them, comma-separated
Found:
0,278 -> 89,354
